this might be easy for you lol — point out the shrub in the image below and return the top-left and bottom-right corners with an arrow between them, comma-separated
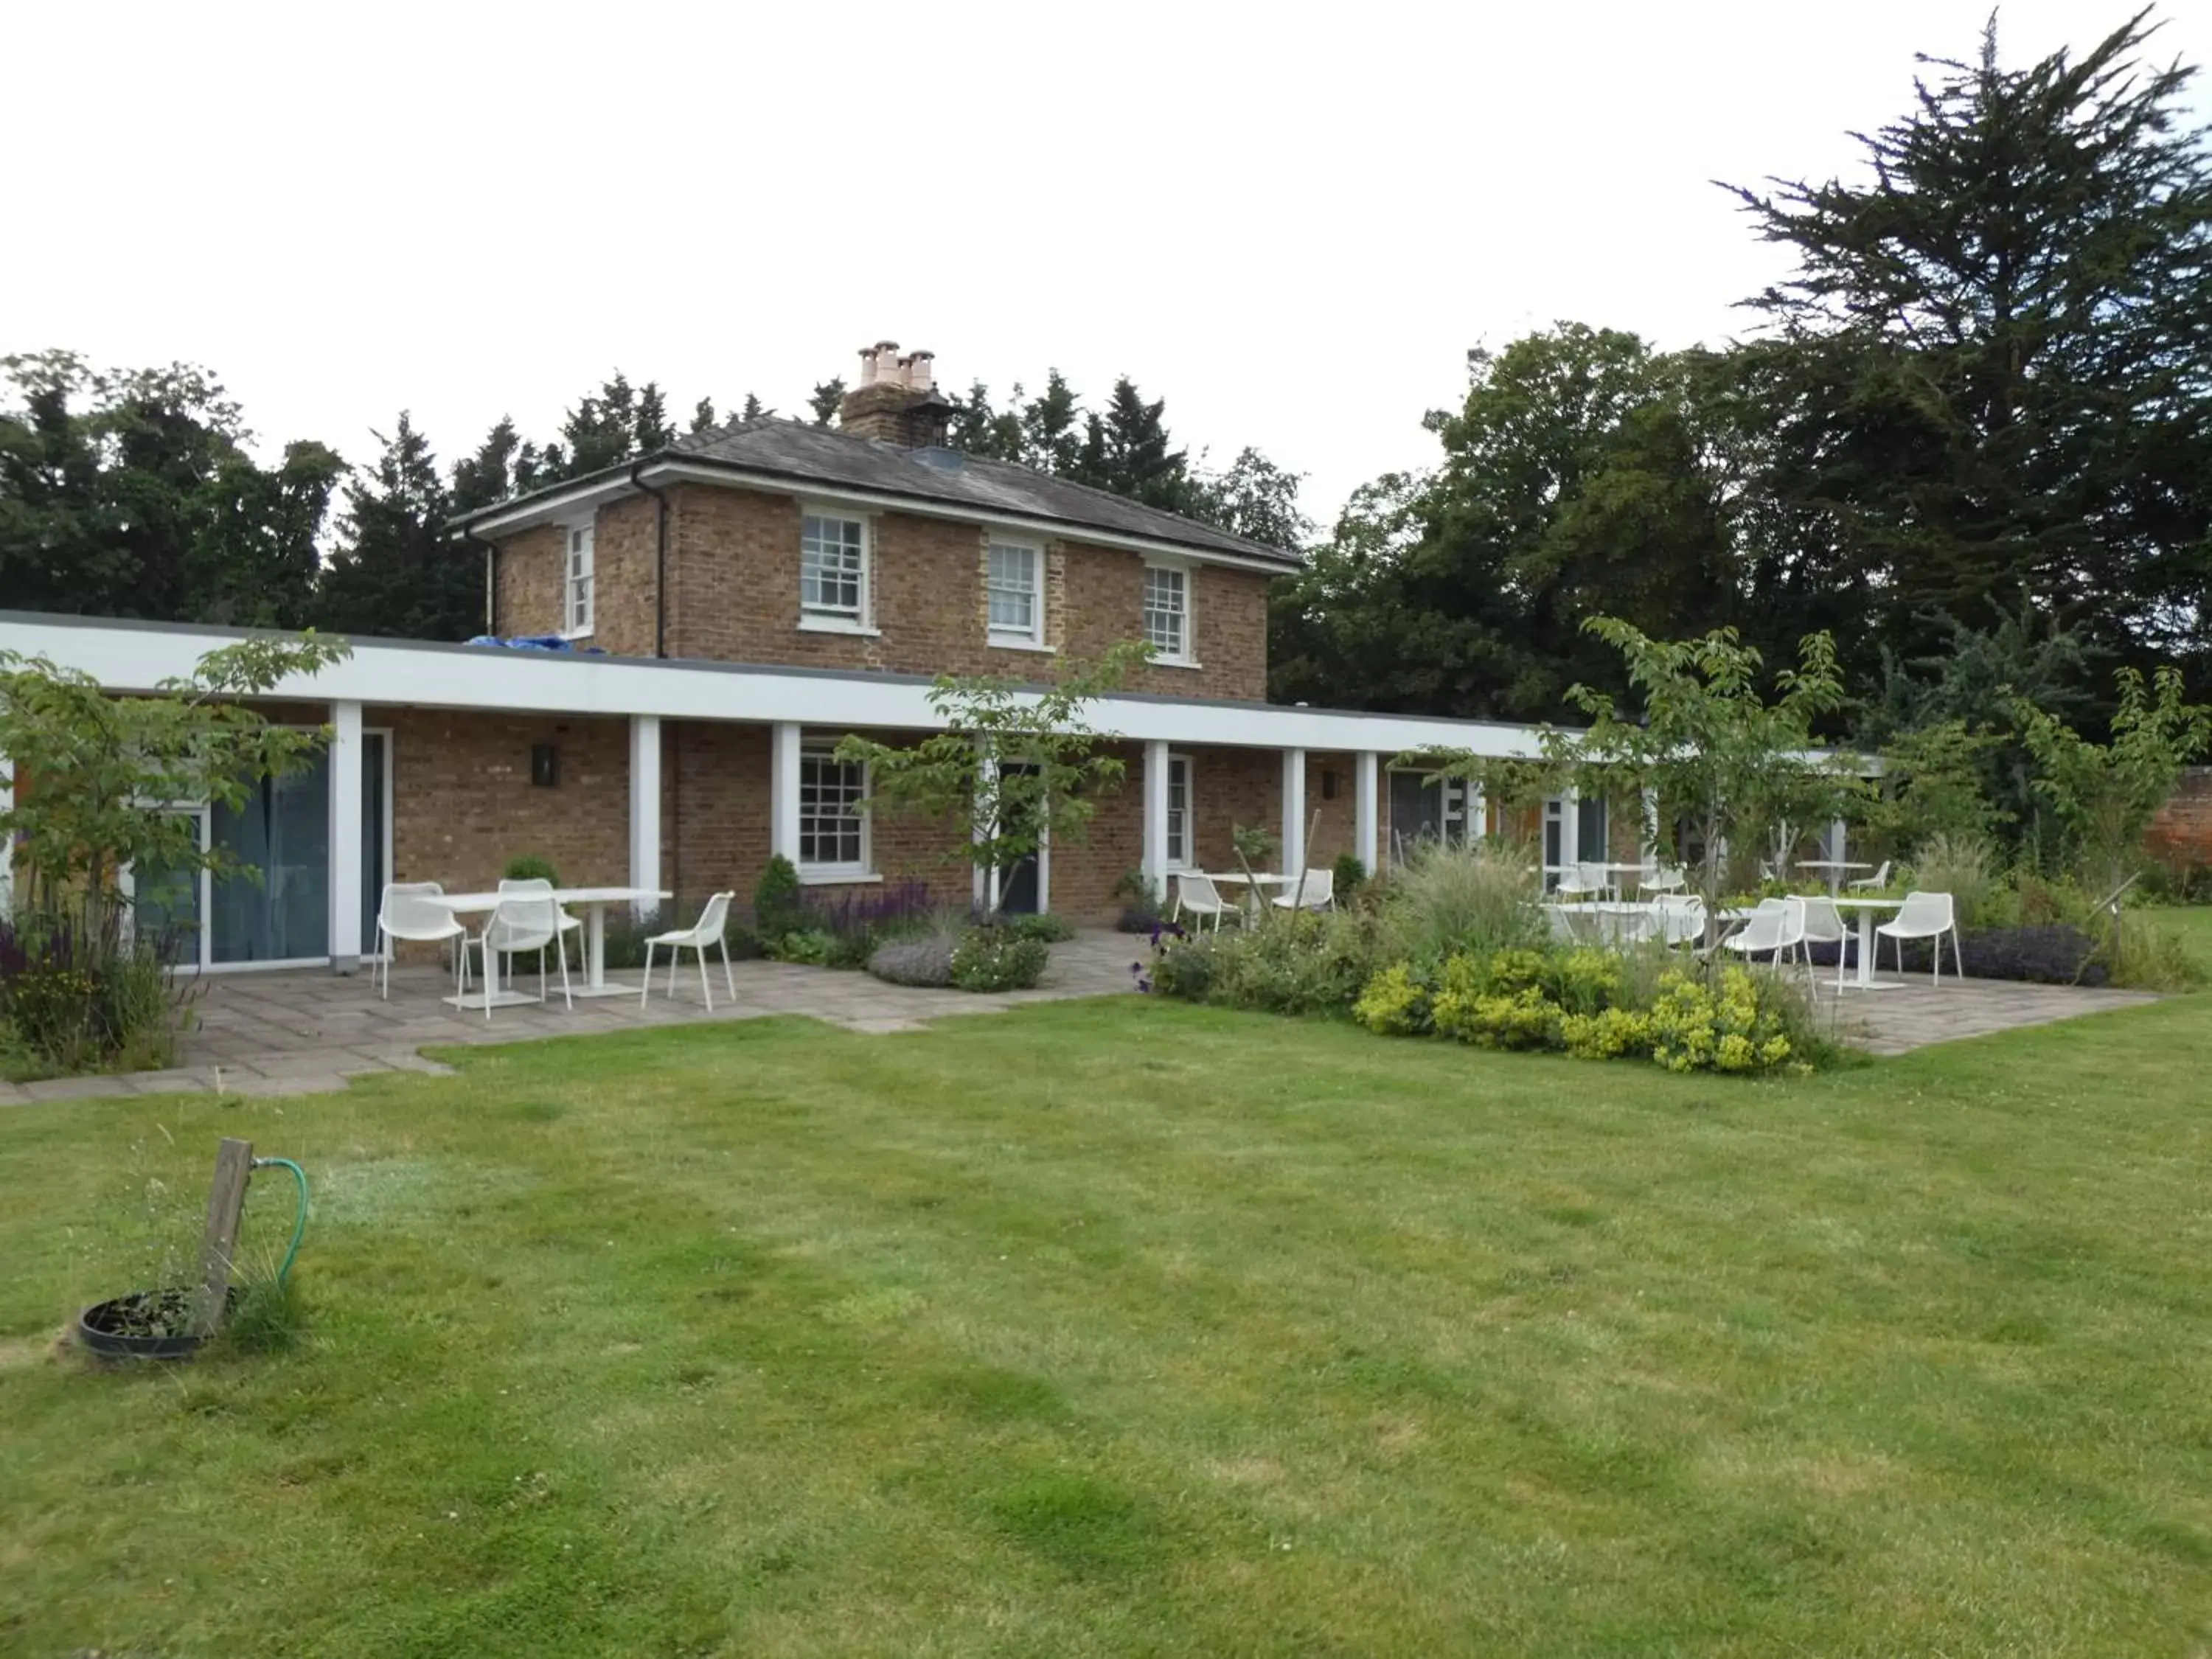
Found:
1138,910 -> 1382,1016
753,855 -> 806,940
801,880 -> 934,967
502,855 -> 560,886
1332,852 -> 1368,905
1559,1006 -> 1656,1061
1006,912 -> 1075,943
1113,868 -> 1163,933
1352,962 -> 1431,1035
1907,833 -> 2000,926
768,929 -> 838,966
950,928 -> 1050,992
0,913 -> 181,1079
1649,966 -> 1803,1074
869,933 -> 958,988
1379,840 -> 1542,964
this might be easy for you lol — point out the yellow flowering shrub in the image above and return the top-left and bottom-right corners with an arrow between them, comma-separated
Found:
1649,967 -> 1800,1074
1558,1006 -> 1656,1060
1352,963 -> 1430,1036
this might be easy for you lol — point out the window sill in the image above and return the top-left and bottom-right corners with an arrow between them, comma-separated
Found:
987,636 -> 1056,654
798,868 -> 881,886
1151,655 -> 1203,671
560,627 -> 595,642
799,615 -> 881,637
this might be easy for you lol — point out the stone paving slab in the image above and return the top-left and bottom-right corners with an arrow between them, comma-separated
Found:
1,931 -> 2171,1106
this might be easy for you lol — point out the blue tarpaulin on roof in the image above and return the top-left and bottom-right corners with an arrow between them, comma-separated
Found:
465,635 -> 608,655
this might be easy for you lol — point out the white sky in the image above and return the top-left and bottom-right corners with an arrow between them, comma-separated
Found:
7,0 -> 2205,527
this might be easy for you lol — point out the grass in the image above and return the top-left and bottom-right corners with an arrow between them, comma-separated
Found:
4,994 -> 2212,1654
2150,903 -> 2212,975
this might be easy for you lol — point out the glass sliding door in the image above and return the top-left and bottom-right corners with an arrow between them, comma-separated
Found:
360,732 -> 387,955
131,809 -> 208,966
211,752 -> 333,964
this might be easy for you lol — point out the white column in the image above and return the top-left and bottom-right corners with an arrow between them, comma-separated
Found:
770,721 -> 802,866
1560,787 -> 1581,871
328,700 -> 364,972
976,751 -> 1001,915
1354,751 -> 1379,874
1467,783 -> 1487,845
1142,739 -> 1170,900
1828,815 -> 1848,863
1644,786 -> 1663,870
1281,748 -> 1307,877
629,716 -> 661,915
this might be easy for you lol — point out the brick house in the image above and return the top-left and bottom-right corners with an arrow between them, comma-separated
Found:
0,341 -> 1628,973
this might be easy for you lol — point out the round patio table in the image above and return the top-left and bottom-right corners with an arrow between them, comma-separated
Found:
428,886 -> 672,1005
1824,895 -> 1907,990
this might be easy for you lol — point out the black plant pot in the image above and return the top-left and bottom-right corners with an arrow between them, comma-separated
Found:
76,1288 -> 231,1361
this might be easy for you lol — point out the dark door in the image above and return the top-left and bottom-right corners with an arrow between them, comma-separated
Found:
995,762 -> 1040,915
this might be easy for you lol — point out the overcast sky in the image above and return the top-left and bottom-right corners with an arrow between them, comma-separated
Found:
7,1 -> 2205,527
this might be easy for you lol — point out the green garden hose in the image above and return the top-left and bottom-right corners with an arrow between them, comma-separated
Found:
249,1158 -> 310,1288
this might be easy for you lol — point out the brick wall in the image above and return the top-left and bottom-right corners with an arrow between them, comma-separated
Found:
2148,768 -> 2212,866
487,481 -> 1277,700
491,524 -> 564,638
388,708 -> 630,894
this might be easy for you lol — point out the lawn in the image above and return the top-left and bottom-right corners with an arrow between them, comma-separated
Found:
2154,903 -> 2212,975
4,993 -> 2212,1655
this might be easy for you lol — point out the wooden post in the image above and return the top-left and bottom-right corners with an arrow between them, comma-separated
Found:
195,1137 -> 254,1335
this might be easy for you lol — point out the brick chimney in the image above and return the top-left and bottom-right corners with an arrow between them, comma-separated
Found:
837,340 -> 953,448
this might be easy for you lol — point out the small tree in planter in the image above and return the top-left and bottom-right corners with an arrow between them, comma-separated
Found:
834,642 -> 1148,920
1559,619 -> 1859,942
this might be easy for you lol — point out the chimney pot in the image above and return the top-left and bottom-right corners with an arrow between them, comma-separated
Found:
906,349 -> 934,394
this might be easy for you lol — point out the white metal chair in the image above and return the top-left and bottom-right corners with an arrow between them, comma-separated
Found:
1271,868 -> 1335,912
498,876 -> 582,979
1875,891 -> 1964,985
372,881 -> 470,999
1799,894 -> 1851,990
466,890 -> 572,1019
1554,863 -> 1599,901
1639,864 -> 1686,894
1847,860 -> 1893,891
1723,897 -> 1806,970
1653,893 -> 1707,947
1171,872 -> 1235,933
641,891 -> 737,1011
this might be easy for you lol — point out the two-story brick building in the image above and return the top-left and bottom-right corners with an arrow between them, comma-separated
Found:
0,342 -> 1587,973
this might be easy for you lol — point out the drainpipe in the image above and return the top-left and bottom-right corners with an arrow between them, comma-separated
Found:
462,524 -> 498,636
629,459 -> 670,658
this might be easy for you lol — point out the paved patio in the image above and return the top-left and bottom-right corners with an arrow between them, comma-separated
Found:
1808,971 -> 2157,1057
0,930 -> 1144,1104
0,933 -> 2161,1105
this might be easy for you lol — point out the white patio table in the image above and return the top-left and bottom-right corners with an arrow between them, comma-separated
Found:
427,886 -> 672,1006
1792,858 -> 1874,896
1823,894 -> 1907,990
1207,869 -> 1293,919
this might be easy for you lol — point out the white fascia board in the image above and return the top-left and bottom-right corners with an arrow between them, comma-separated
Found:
0,614 -> 1544,758
456,460 -> 1298,577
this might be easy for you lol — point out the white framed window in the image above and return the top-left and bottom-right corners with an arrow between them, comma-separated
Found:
563,523 -> 595,637
1166,753 -> 1193,869
799,746 -> 869,875
986,540 -> 1043,645
1142,563 -> 1191,662
801,511 -> 869,627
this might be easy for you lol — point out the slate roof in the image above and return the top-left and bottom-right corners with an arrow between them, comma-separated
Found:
452,418 -> 1300,569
